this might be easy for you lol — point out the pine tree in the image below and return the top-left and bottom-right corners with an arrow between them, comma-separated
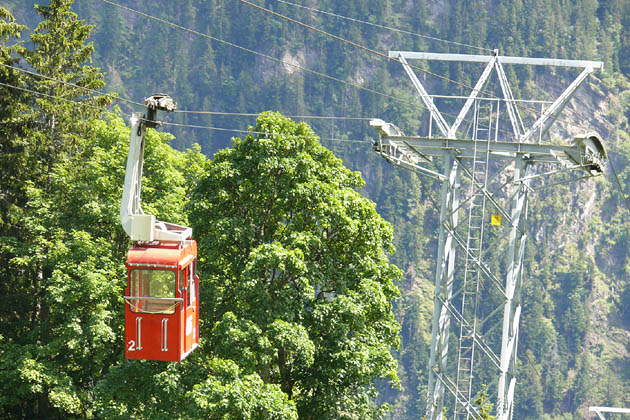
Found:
0,2 -> 110,418
24,0 -> 108,174
0,7 -> 30,222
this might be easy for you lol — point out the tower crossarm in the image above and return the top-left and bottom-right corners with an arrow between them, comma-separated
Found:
389,51 -> 604,70
371,119 -> 444,180
388,51 -> 603,144
391,53 -> 451,137
370,127 -> 607,176
520,66 -> 595,142
589,407 -> 630,420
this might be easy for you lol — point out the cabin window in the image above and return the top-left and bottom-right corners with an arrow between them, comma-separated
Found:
129,269 -> 176,314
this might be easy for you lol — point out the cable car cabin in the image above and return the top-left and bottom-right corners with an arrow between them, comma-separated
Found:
124,240 -> 199,362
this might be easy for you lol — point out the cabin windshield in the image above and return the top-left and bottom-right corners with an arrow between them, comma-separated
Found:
129,269 -> 177,314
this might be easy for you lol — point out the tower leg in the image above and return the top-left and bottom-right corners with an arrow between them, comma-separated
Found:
427,153 -> 461,420
497,155 -> 530,420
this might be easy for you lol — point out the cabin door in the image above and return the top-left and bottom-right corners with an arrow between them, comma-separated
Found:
183,263 -> 197,352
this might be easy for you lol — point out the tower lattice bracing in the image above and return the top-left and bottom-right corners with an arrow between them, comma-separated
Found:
370,51 -> 607,420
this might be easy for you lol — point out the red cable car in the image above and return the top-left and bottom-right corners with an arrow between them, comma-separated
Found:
124,240 -> 199,361
120,95 -> 199,361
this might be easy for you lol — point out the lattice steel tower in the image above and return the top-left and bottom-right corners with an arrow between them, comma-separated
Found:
370,51 -> 607,420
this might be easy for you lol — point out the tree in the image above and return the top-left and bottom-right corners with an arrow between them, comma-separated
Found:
0,112 -> 205,419
0,6 -> 33,225
620,282 -> 630,327
474,385 -> 496,420
23,0 -> 109,183
95,352 -> 299,420
515,351 -> 544,419
187,112 -> 402,419
0,5 -> 111,416
0,0 -> 110,344
0,3 -> 117,416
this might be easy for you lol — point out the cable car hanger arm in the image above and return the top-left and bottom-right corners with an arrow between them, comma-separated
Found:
119,94 -> 192,242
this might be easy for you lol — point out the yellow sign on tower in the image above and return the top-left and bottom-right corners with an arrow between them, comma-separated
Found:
490,214 -> 502,226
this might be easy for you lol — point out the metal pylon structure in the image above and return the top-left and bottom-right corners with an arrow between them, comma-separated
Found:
590,406 -> 630,419
370,50 -> 607,420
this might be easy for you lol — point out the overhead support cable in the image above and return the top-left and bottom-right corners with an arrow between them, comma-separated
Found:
96,0 -> 421,109
0,81 -> 106,111
0,79 -> 370,145
97,0 -> 591,137
272,0 -> 491,53
95,0 -> 518,138
3,54 -> 537,139
236,0 -> 485,93
173,109 -> 374,120
0,62 -> 144,108
0,58 -> 516,141
0,64 -> 376,122
158,120 -> 371,144
239,0 -> 601,134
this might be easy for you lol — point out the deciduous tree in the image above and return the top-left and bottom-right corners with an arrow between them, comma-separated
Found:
188,112 -> 402,419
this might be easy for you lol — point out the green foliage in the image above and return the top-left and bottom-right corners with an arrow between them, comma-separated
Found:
0,109 -> 204,419
95,356 -> 298,420
92,113 -> 401,420
2,4 -> 403,415
187,112 -> 402,419
474,385 -> 495,420
620,283 -> 630,327
0,3 -> 114,417
0,7 -> 32,232
516,351 -> 544,418
25,0 -> 108,163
